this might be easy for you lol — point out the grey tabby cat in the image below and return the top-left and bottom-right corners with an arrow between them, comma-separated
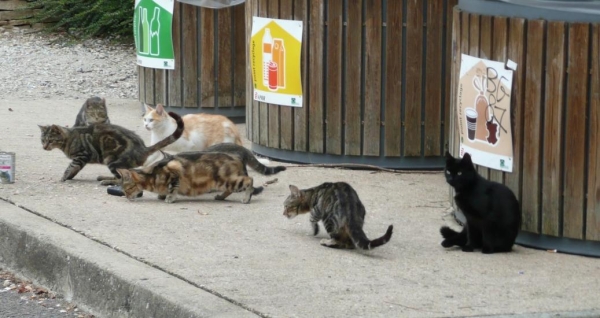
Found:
283,182 -> 394,249
39,112 -> 183,182
74,96 -> 110,126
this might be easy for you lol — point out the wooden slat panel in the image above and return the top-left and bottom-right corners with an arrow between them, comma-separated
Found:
448,7 -> 461,202
479,16 -> 492,60
587,24 -> 600,241
363,0 -> 382,156
308,0 -> 324,153
167,1 -> 182,107
182,4 -> 198,108
541,21 -> 565,237
267,0 -> 280,148
489,17 -> 507,184
563,23 -> 589,239
457,11 -> 469,157
521,19 -> 545,233
233,4 -> 246,108
423,0 -> 443,156
403,0 -> 423,156
144,68 -> 155,105
344,0 -> 362,155
252,1 -> 260,142
217,8 -> 233,107
384,0 -> 402,157
444,0 -> 459,152
138,66 -> 146,103
154,70 -> 166,105
245,0 -> 253,140
279,0 -> 294,150
468,14 -> 488,179
504,18 -> 525,205
293,0 -> 308,151
200,8 -> 215,108
325,0 -> 343,155
258,0 -> 268,145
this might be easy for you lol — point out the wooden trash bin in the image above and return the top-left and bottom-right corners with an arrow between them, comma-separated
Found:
138,1 -> 246,120
245,0 -> 458,169
449,0 -> 600,256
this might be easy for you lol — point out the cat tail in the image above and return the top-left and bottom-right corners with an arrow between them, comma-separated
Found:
350,224 -> 394,250
144,112 -> 184,154
246,154 -> 286,175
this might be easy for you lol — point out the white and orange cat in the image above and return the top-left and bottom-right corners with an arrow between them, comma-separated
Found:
143,104 -> 243,153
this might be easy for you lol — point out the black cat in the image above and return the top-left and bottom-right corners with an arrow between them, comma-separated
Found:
440,152 -> 521,254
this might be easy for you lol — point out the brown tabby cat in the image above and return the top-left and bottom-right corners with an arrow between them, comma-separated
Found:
74,96 -> 110,126
283,182 -> 394,249
39,112 -> 183,182
117,152 -> 263,204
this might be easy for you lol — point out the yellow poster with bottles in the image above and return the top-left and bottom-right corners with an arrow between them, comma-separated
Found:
250,17 -> 303,107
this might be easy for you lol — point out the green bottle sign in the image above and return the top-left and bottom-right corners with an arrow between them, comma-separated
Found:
134,0 -> 175,69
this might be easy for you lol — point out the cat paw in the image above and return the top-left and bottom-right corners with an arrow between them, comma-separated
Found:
241,197 -> 251,204
214,194 -> 226,201
100,180 -> 117,186
481,247 -> 495,254
461,246 -> 475,252
441,239 -> 454,248
320,239 -> 340,248
157,195 -> 166,200
312,224 -> 319,236
164,195 -> 176,203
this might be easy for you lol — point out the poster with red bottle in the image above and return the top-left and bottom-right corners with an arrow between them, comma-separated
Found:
457,54 -> 516,172
250,17 -> 303,107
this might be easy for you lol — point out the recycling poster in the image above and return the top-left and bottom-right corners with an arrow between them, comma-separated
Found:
134,0 -> 175,70
250,17 -> 303,107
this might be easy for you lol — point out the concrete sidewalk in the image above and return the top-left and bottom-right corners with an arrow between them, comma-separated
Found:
0,99 -> 599,318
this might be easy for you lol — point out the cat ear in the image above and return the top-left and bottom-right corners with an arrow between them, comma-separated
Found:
156,104 -> 166,116
461,153 -> 474,167
37,125 -> 47,131
116,169 -> 131,180
144,103 -> 154,113
289,185 -> 301,197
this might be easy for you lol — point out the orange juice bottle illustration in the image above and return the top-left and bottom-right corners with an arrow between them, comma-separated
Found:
472,75 -> 489,141
262,28 -> 273,87
272,39 -> 285,89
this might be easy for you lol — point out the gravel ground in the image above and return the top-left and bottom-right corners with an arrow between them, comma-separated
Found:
0,27 -> 138,101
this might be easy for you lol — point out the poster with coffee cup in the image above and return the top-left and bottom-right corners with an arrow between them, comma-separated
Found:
456,54 -> 515,172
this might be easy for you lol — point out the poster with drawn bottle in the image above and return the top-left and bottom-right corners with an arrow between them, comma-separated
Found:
457,54 -> 515,172
250,17 -> 303,107
134,0 -> 175,69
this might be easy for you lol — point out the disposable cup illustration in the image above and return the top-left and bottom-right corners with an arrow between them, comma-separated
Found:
262,28 -> 273,87
465,108 -> 478,141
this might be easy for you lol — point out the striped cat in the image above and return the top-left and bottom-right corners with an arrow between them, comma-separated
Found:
38,112 -> 183,182
117,152 -> 263,204
283,182 -> 394,250
74,96 -> 110,126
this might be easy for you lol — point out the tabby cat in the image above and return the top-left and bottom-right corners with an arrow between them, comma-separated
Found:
440,152 -> 521,254
202,143 -> 285,175
39,112 -> 183,182
283,182 -> 394,249
74,96 -> 110,126
117,152 -> 263,204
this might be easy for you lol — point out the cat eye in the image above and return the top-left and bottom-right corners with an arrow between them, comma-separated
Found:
457,172 -> 462,176
445,171 -> 450,174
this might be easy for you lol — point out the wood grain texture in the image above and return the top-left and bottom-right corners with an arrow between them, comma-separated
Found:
244,0 -> 256,140
293,0 -> 308,151
504,18 -> 525,206
233,4 -> 246,108
488,16 -> 506,184
363,0 -> 382,156
200,8 -> 215,108
138,66 -> 145,103
308,0 -> 324,153
424,0 -> 443,157
541,21 -> 565,237
182,4 -> 198,108
384,0 -> 403,156
258,0 -> 269,145
325,0 -> 343,155
267,0 -> 280,148
521,19 -> 545,233
154,69 -> 166,105
448,7 -> 462,205
167,1 -> 182,107
563,23 -> 589,239
444,0 -> 459,152
344,0 -> 362,155
403,0 -> 423,156
587,24 -> 600,241
144,68 -> 155,105
217,8 -> 233,108
252,0 -> 261,143
279,0 -> 294,150
468,14 -> 488,179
